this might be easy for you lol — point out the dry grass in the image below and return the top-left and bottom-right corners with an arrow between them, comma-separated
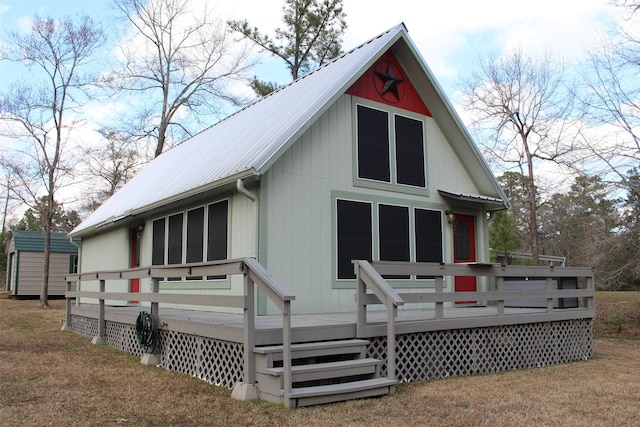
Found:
1,294 -> 639,426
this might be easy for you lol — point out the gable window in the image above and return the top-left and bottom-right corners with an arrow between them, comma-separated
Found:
357,105 -> 390,182
395,115 -> 426,187
355,103 -> 427,193
151,199 -> 229,281
335,195 -> 443,285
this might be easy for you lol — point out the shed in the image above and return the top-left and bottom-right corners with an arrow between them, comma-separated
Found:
6,230 -> 79,297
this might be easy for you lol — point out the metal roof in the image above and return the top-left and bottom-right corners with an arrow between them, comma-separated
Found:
9,230 -> 80,253
438,190 -> 506,211
71,23 -> 508,237
71,24 -> 407,237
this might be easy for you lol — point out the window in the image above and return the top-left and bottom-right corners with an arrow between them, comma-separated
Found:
357,105 -> 390,182
335,196 -> 443,284
337,199 -> 372,280
207,200 -> 228,280
207,200 -> 228,262
186,207 -> 204,264
151,200 -> 229,281
395,115 -> 425,187
152,218 -> 165,265
356,104 -> 426,191
415,208 -> 443,263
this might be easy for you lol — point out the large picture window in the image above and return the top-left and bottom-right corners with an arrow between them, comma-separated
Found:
356,104 -> 426,191
335,196 -> 443,283
151,199 -> 229,281
337,199 -> 372,280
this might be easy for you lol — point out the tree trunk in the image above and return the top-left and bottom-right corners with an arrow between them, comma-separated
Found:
524,144 -> 540,264
40,221 -> 51,307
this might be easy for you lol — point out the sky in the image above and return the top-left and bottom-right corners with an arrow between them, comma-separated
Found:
0,0 -> 626,216
0,0 -> 623,104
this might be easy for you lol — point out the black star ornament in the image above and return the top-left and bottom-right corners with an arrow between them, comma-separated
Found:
374,62 -> 404,101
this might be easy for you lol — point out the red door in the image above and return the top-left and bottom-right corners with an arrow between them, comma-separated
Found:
130,227 -> 141,304
453,214 -> 476,304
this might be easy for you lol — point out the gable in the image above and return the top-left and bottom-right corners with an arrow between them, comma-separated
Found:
346,51 -> 431,117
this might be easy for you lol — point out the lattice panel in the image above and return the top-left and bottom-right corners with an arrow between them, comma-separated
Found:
70,315 -> 98,339
161,331 -> 243,389
105,322 -> 145,357
367,319 -> 593,382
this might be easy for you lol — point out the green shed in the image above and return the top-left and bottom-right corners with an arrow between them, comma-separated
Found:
6,230 -> 79,297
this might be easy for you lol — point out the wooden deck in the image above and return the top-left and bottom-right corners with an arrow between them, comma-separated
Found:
64,259 -> 595,408
71,303 -> 560,346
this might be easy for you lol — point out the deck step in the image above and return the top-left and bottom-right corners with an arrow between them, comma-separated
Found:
254,339 -> 368,360
261,358 -> 381,383
288,377 -> 397,407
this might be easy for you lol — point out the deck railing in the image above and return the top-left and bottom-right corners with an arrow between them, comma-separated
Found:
64,258 -> 296,404
353,260 -> 596,383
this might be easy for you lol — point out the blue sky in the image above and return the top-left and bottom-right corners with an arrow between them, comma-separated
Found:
0,0 -> 626,215
0,0 -> 622,105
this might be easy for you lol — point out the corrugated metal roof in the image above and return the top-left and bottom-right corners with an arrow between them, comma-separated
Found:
71,24 -> 407,237
9,230 -> 80,253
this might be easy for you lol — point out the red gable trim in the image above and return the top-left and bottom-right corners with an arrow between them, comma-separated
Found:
346,51 -> 431,117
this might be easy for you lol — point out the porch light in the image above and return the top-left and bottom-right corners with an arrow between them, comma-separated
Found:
445,210 -> 456,224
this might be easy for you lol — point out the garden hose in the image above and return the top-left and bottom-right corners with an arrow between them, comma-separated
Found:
135,311 -> 157,352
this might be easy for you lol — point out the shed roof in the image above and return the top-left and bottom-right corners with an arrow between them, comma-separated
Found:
71,23 -> 508,237
9,230 -> 80,253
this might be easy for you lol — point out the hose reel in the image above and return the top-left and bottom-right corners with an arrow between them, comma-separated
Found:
135,311 -> 157,352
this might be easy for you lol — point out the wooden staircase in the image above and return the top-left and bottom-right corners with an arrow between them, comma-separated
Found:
254,339 -> 397,407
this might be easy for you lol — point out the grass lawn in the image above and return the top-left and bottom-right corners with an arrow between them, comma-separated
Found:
1,292 -> 639,426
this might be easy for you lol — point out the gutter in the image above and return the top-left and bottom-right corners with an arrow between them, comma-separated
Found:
236,178 -> 260,260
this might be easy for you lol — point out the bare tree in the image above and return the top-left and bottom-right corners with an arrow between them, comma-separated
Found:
109,0 -> 252,158
0,15 -> 105,307
578,8 -> 640,192
229,0 -> 347,95
461,49 -> 579,263
80,129 -> 142,214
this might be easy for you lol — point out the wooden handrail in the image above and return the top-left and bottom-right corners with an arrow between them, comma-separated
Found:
64,257 -> 295,406
353,260 -> 596,381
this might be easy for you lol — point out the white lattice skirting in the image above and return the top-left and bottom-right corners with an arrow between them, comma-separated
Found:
70,316 -> 592,387
369,319 -> 593,381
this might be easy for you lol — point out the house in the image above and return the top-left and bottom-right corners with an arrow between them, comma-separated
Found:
64,24 -> 593,407
6,230 -> 79,297
69,23 -> 509,314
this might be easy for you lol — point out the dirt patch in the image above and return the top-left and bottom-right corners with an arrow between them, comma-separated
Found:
1,295 -> 639,426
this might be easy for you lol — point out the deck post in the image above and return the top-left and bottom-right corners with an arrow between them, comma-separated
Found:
282,301 -> 292,408
141,278 -> 161,366
434,276 -> 444,320
354,262 -> 366,338
387,301 -> 397,381
92,279 -> 106,345
231,269 -> 258,401
546,277 -> 554,312
496,277 -> 504,316
61,280 -> 72,331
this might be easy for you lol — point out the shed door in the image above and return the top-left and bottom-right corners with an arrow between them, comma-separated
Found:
130,227 -> 141,303
453,214 -> 476,304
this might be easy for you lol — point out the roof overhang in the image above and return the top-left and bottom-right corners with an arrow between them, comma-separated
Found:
438,189 -> 507,212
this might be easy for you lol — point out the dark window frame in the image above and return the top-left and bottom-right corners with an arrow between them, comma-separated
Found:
334,196 -> 443,284
354,102 -> 427,192
151,199 -> 230,282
